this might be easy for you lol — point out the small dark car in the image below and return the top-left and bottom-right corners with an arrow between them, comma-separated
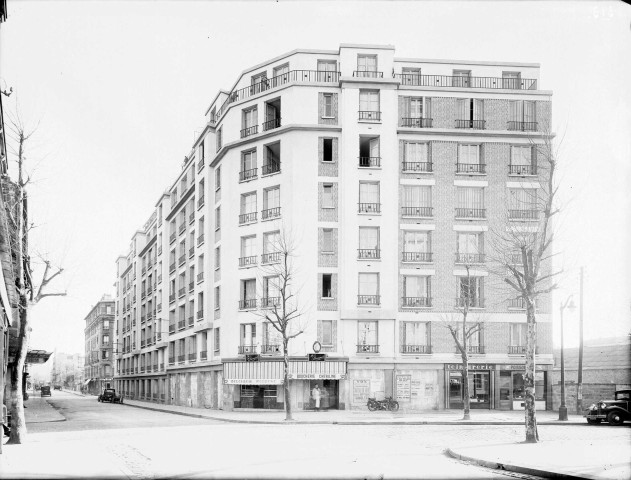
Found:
97,388 -> 123,404
584,389 -> 631,426
53,385 -> 62,391
40,386 -> 51,397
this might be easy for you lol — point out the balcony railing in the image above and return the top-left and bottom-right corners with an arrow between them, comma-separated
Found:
455,297 -> 485,308
239,255 -> 257,267
188,353 -> 196,362
401,117 -> 433,128
169,263 -> 176,274
178,223 -> 186,235
358,157 -> 381,168
358,295 -> 380,305
239,211 -> 257,225
402,297 -> 432,308
262,118 -> 281,131
239,299 -> 257,310
200,350 -> 208,360
456,163 -> 486,174
455,253 -> 485,264
401,345 -> 432,354
262,162 -> 281,176
178,355 -> 185,363
357,344 -> 379,353
402,251 -> 433,263
141,315 -> 146,324
358,111 -> 381,121
508,345 -> 538,355
178,320 -> 185,330
402,162 -> 432,173
358,203 -> 381,214
188,315 -> 194,326
261,344 -> 281,354
169,293 -> 175,303
456,345 -> 485,354
260,297 -> 280,308
508,121 -> 538,132
238,345 -> 257,354
394,73 -> 537,90
455,208 -> 486,219
455,119 -> 486,129
178,255 -> 186,266
508,297 -> 526,309
178,287 -> 185,297
262,252 -> 281,264
353,70 -> 384,78
357,248 -> 380,260
509,210 -> 539,220
261,207 -> 281,220
189,247 -> 194,258
189,282 -> 194,292
197,196 -> 205,209
197,310 -> 203,320
189,212 -> 195,224
197,272 -> 204,282
401,206 -> 433,218
168,357 -> 175,365
240,125 -> 259,138
509,164 -> 537,176
197,234 -> 204,246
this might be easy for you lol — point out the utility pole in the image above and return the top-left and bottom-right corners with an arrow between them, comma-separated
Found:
577,267 -> 584,414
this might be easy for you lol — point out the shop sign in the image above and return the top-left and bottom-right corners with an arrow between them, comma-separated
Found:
352,379 -> 370,404
224,378 -> 283,385
499,364 -> 549,371
287,373 -> 346,380
308,353 -> 326,361
396,375 -> 411,401
445,364 -> 495,370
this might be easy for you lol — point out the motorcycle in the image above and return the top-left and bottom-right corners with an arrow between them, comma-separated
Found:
367,396 -> 399,412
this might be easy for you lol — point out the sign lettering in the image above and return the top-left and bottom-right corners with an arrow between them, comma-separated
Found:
353,379 -> 370,404
396,375 -> 411,401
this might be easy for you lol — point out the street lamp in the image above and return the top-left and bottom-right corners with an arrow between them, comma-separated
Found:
559,295 -> 577,421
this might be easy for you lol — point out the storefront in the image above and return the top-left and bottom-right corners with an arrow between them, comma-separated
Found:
497,364 -> 548,411
446,363 -> 493,409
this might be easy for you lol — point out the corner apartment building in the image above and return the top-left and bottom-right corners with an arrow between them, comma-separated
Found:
84,294 -> 115,394
114,43 -> 553,412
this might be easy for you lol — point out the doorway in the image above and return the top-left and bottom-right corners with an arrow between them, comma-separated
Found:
308,380 -> 339,410
448,370 -> 491,409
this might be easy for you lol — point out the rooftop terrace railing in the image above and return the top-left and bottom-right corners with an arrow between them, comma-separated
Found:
394,73 -> 537,90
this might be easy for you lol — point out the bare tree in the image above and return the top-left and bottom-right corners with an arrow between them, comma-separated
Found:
5,110 -> 66,444
488,122 -> 561,443
250,229 -> 307,421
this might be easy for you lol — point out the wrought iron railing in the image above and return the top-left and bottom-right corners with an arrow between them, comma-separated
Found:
358,203 -> 381,214
456,345 -> 485,354
509,164 -> 537,175
402,297 -> 432,308
239,299 -> 257,310
455,208 -> 486,219
358,156 -> 381,168
455,119 -> 486,129
239,256 -> 257,267
394,73 -> 537,90
402,252 -> 433,263
238,211 -> 257,225
401,206 -> 433,218
240,125 -> 258,138
238,345 -> 257,354
401,345 -> 432,354
358,111 -> 381,121
262,162 -> 280,175
508,297 -> 526,309
401,117 -> 433,128
239,168 -> 257,182
262,118 -> 281,131
261,344 -> 281,354
357,248 -> 380,260
353,70 -> 384,78
402,162 -> 433,172
507,121 -> 538,132
456,163 -> 486,174
455,297 -> 485,308
455,253 -> 485,264
509,210 -> 539,220
357,295 -> 380,305
262,207 -> 281,220
260,297 -> 280,308
357,344 -> 379,353
262,252 -> 282,264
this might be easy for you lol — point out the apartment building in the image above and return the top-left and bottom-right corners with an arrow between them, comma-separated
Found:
114,44 -> 553,411
83,295 -> 115,394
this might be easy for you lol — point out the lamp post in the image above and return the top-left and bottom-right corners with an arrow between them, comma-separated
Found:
559,295 -> 577,421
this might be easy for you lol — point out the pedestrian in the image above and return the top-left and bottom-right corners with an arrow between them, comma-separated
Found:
312,384 -> 321,411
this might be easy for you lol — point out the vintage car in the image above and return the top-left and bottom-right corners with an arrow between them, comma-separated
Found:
97,388 -> 123,404
53,385 -> 62,391
40,386 -> 51,397
584,389 -> 631,426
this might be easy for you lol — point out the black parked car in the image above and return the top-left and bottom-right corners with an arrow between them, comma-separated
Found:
40,386 -> 51,397
584,389 -> 631,426
98,388 -> 123,404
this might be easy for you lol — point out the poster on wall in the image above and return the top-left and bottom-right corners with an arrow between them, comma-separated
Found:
396,374 -> 411,401
353,379 -> 370,404
411,380 -> 422,398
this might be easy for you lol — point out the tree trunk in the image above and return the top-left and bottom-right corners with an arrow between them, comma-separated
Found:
524,300 -> 539,443
7,299 -> 29,444
283,338 -> 292,421
461,340 -> 471,421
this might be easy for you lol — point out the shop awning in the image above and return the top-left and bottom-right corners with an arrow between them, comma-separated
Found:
83,379 -> 92,385
288,360 -> 347,380
25,350 -> 52,364
223,359 -> 347,384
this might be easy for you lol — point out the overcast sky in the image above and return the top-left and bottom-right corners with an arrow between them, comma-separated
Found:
1,1 -> 630,360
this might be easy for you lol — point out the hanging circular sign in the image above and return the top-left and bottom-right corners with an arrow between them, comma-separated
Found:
312,341 -> 322,353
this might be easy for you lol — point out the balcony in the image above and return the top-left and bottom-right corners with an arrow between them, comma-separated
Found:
358,111 -> 381,121
358,203 -> 381,214
401,345 -> 432,354
198,157 -> 204,172
455,208 -> 486,219
179,223 -> 186,235
357,248 -> 380,260
169,263 -> 176,274
456,345 -> 486,354
170,233 -> 176,244
357,344 -> 379,354
178,320 -> 185,330
160,362 -> 165,370
147,286 -> 153,295
358,157 -> 380,168
178,255 -> 186,266
141,266 -> 147,276
508,297 -> 527,309
189,247 -> 194,258
261,251 -> 281,264
239,255 -> 257,268
147,311 -> 154,321
158,275 -> 162,284
178,287 -> 185,297
197,272 -> 204,282
188,353 -> 197,362
455,119 -> 486,130
260,297 -> 280,308
455,253 -> 485,264
509,210 -> 539,221
200,350 -> 208,360
188,282 -> 194,293
169,323 -> 176,333
402,162 -> 432,173
178,355 -> 185,363
140,366 -> 145,373
168,357 -> 175,365
353,70 -> 383,78
508,345 -> 538,355
262,162 -> 281,177
240,125 -> 258,138
157,246 -> 162,256
261,344 -> 281,354
169,293 -> 175,304
239,168 -> 258,182
261,207 -> 281,220
197,196 -> 205,209
401,206 -> 433,218
401,117 -> 433,128
197,310 -> 203,320
262,118 -> 281,131
508,121 -> 538,132
238,345 -> 257,354
456,163 -> 486,174
238,211 -> 257,225
402,297 -> 432,308
189,212 -> 195,225
357,295 -> 380,306
455,297 -> 485,309
141,315 -> 146,324
141,291 -> 146,300
238,299 -> 257,310
394,73 -> 537,90
188,315 -> 194,327
197,234 -> 204,246
509,164 -> 537,176
402,251 -> 432,263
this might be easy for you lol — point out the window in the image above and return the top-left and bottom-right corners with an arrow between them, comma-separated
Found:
323,94 -> 333,117
319,320 -> 334,346
456,99 -> 484,129
401,322 -> 429,346
322,184 -> 334,208
510,146 -> 535,175
214,286 -> 220,310
359,90 -> 380,119
103,320 -> 110,329
216,126 -> 222,152
214,328 -> 220,353
510,323 -> 528,346
458,276 -> 484,308
242,107 -> 257,127
401,67 -> 422,85
240,192 -> 257,215
215,166 -> 221,191
403,276 -> 431,307
359,137 -> 379,167
402,186 -> 432,217
317,60 -> 337,81
403,231 -> 431,262
273,63 -> 289,80
502,71 -> 521,89
103,335 -> 110,344
263,276 -> 280,306
251,71 -> 267,90
214,247 -> 220,270
359,181 -> 380,213
323,138 -> 333,162
358,273 -> 379,304
263,187 -> 280,216
403,142 -> 430,171
198,141 -> 205,165
508,188 -> 538,220
456,187 -> 485,218
263,142 -> 280,174
357,321 -> 378,350
322,229 -> 334,253
240,279 -> 256,308
358,227 -> 379,259
453,70 -> 471,87
263,231 -> 280,255
357,54 -> 377,75
215,206 -> 221,230
457,144 -> 484,173
241,149 -> 257,174
457,232 -> 483,263
240,235 -> 256,262
509,100 -> 537,130
322,274 -> 332,298
240,324 -> 257,347
402,97 -> 431,127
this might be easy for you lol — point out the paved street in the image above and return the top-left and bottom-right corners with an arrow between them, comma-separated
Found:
1,391 -> 629,479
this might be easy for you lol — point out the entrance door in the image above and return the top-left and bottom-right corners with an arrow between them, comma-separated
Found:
309,380 -> 339,410
448,372 -> 463,409
468,372 -> 490,409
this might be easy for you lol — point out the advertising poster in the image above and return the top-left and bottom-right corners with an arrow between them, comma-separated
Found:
396,374 -> 411,401
353,379 -> 370,404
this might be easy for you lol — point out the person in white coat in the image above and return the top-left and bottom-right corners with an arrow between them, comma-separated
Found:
311,384 -> 321,411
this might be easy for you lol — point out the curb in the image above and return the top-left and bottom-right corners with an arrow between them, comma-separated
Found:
62,389 -> 86,397
122,402 -> 585,426
446,447 -> 589,480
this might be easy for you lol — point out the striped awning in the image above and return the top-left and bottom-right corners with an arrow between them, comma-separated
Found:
287,361 -> 347,380
223,359 -> 347,384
